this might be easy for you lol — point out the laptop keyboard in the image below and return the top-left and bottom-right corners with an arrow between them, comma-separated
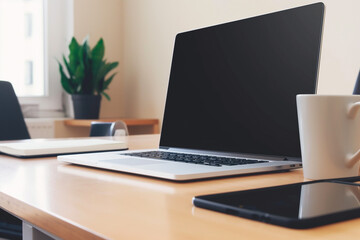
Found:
123,151 -> 268,167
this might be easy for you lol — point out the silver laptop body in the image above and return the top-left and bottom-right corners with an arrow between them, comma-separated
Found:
58,3 -> 324,181
58,148 -> 303,181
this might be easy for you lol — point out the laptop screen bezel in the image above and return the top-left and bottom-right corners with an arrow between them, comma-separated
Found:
159,3 -> 324,161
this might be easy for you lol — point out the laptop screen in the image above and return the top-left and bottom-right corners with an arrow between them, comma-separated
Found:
160,3 -> 324,159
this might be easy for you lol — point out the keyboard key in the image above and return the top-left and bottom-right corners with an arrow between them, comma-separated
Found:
123,151 -> 268,167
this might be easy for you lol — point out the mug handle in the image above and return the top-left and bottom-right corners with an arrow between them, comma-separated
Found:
346,101 -> 360,167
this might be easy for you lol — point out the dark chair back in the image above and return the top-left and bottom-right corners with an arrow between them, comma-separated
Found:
0,81 -> 28,239
89,121 -> 129,137
89,122 -> 114,136
353,70 -> 360,94
0,81 -> 30,140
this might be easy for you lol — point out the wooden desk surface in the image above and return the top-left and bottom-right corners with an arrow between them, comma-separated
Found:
0,134 -> 359,239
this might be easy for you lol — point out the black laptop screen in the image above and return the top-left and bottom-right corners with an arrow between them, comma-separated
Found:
160,3 -> 324,159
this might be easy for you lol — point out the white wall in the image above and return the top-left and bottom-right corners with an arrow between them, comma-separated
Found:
120,0 -> 360,126
73,0 -> 123,118
74,0 -> 360,124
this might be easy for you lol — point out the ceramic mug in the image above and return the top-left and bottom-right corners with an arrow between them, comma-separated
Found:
296,95 -> 360,179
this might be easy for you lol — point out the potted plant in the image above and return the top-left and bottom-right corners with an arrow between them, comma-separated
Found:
58,37 -> 119,119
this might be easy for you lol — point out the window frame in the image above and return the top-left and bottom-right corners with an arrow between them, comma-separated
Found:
18,0 -> 74,115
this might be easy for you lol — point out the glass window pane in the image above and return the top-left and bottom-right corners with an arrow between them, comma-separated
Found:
24,13 -> 33,38
0,0 -> 45,97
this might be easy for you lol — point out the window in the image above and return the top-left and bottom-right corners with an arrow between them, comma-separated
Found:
0,0 -> 44,96
0,0 -> 73,115
24,61 -> 34,85
24,13 -> 33,38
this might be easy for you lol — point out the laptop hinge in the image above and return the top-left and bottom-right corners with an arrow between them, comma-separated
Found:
161,147 -> 300,162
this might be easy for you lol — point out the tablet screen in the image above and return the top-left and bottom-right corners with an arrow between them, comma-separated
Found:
198,182 -> 360,219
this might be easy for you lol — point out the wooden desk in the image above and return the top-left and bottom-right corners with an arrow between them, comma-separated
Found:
0,134 -> 359,239
54,118 -> 160,137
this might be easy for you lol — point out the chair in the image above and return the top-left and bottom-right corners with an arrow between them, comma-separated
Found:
0,81 -> 30,140
353,70 -> 360,94
89,120 -> 129,137
0,81 -> 28,239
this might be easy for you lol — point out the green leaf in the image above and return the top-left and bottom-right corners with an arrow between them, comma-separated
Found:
101,91 -> 111,101
80,41 -> 93,94
68,37 -> 80,74
92,60 -> 116,87
94,61 -> 118,86
59,63 -> 73,94
74,65 -> 85,86
92,38 -> 104,63
92,60 -> 105,89
62,55 -> 73,78
78,40 -> 91,69
104,62 -> 119,75
91,39 -> 105,86
84,40 -> 92,59
103,73 -> 116,91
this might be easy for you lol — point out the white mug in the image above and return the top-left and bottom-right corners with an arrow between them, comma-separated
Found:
297,95 -> 360,179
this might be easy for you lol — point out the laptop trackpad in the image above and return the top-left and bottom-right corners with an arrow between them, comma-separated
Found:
101,158 -> 162,166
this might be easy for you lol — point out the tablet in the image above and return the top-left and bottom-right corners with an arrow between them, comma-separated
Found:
193,180 -> 360,229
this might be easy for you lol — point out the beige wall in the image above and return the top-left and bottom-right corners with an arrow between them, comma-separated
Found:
75,0 -> 360,124
73,0 -> 123,118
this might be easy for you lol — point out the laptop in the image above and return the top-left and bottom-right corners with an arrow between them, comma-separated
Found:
58,3 -> 325,181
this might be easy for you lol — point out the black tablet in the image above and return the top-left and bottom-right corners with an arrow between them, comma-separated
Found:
193,180 -> 360,229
